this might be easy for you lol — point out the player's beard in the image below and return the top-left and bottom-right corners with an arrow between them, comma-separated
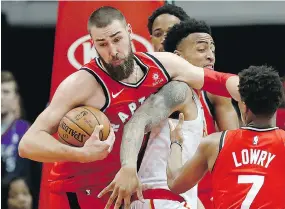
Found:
99,44 -> 134,81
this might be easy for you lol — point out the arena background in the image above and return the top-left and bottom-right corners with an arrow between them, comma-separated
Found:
2,1 -> 285,209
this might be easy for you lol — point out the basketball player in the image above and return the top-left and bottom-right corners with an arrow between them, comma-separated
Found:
147,4 -> 190,52
124,16 -> 217,209
149,7 -> 239,209
162,19 -> 239,209
126,6 -> 202,209
19,7 -> 239,209
167,65 -> 285,208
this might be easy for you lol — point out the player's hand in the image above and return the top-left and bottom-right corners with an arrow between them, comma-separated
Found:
79,125 -> 115,163
98,165 -> 144,209
168,113 -> 185,144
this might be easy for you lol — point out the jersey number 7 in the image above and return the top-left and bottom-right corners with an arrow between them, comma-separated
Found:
238,175 -> 264,209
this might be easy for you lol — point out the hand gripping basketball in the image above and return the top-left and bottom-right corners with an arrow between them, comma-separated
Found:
79,125 -> 115,163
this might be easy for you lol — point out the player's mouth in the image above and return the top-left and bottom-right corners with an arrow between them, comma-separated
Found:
111,59 -> 124,66
204,64 -> 214,70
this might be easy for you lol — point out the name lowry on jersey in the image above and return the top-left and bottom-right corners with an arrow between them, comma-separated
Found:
111,96 -> 146,132
232,149 -> 276,168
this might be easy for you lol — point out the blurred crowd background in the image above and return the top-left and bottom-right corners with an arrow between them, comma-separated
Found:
1,1 -> 285,209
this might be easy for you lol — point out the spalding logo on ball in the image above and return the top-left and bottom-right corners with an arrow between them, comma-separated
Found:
57,106 -> 110,147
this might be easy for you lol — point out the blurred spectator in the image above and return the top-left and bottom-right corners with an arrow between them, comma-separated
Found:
1,71 -> 31,184
2,176 -> 33,209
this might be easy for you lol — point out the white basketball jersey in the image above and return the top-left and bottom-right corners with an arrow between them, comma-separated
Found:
138,90 -> 204,209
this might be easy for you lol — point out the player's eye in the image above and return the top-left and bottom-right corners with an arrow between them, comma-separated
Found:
153,31 -> 163,38
113,37 -> 121,43
197,48 -> 206,52
99,43 -> 107,47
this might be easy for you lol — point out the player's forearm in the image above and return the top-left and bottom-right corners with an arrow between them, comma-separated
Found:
121,81 -> 189,167
120,116 -> 146,168
19,131 -> 83,163
120,108 -> 171,167
167,143 -> 183,188
202,68 -> 240,101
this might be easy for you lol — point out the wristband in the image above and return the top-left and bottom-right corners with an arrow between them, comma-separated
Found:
203,68 -> 236,98
170,141 -> 183,150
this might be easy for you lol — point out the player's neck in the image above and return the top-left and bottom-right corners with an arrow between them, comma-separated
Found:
121,61 -> 144,84
246,115 -> 276,129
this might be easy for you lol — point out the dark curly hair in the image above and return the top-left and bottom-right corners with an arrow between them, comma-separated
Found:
238,65 -> 283,117
164,19 -> 212,53
148,4 -> 190,35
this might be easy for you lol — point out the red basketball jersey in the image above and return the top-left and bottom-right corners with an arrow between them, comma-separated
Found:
48,52 -> 170,192
212,127 -> 285,209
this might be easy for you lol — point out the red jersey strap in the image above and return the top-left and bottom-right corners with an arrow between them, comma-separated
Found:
211,130 -> 228,173
141,52 -> 171,82
79,67 -> 110,112
201,91 -> 215,118
132,189 -> 185,203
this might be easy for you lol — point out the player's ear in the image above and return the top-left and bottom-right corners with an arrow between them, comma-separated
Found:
127,23 -> 132,36
243,102 -> 250,114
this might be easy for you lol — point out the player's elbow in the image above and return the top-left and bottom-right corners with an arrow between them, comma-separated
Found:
167,180 -> 180,194
18,132 -> 34,159
18,137 -> 28,158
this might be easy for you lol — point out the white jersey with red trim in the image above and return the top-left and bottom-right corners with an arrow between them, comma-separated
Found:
137,90 -> 204,209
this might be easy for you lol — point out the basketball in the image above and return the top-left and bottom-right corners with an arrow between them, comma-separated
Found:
57,106 -> 110,147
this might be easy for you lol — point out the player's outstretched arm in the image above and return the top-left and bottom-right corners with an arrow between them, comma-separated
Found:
98,81 -> 190,209
18,70 -> 111,163
150,52 -> 241,102
167,120 -> 221,194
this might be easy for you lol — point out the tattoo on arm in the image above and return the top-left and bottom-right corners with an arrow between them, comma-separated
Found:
120,81 -> 190,167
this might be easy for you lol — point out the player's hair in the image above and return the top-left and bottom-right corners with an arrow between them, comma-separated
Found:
164,19 -> 211,53
148,4 -> 190,35
238,65 -> 284,117
1,71 -> 18,93
88,6 -> 126,31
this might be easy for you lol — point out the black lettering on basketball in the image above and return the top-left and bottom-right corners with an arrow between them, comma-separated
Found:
75,111 -> 88,120
61,121 -> 86,143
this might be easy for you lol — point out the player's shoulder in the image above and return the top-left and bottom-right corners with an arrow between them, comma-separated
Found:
200,132 -> 223,151
277,128 -> 285,135
276,128 -> 285,144
56,70 -> 100,97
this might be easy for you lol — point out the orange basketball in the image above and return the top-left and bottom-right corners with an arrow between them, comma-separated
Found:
57,106 -> 110,147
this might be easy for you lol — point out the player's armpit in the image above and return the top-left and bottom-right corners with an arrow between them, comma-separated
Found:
19,70 -> 104,163
120,81 -> 190,167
